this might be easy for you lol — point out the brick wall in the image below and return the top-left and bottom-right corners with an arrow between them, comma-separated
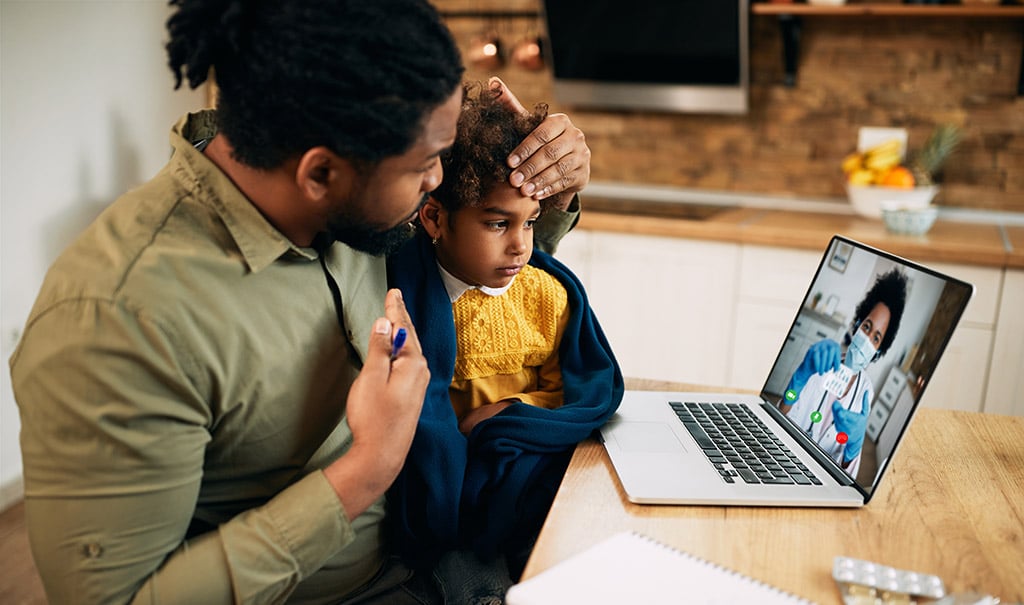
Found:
436,0 -> 1024,212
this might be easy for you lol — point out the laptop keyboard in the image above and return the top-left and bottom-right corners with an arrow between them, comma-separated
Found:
670,401 -> 822,486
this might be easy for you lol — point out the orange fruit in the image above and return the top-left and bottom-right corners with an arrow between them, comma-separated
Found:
880,166 -> 915,189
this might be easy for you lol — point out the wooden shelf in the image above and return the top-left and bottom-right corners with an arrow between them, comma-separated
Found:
752,4 -> 1024,17
752,3 -> 1024,91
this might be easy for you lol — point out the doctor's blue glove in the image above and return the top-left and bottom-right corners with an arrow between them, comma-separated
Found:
785,339 -> 842,401
833,392 -> 870,463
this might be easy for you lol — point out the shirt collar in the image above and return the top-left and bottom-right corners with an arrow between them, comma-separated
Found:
436,261 -> 515,303
169,110 -> 313,272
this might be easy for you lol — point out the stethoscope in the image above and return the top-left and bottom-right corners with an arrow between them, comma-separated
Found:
806,371 -> 862,440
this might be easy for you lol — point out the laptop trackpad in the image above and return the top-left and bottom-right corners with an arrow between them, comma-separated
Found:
612,422 -> 687,454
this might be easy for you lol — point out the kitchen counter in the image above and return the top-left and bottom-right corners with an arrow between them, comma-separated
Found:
576,185 -> 1024,269
1006,226 -> 1024,268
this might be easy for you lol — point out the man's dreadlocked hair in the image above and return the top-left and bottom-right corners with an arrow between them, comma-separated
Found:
430,82 -> 549,214
165,0 -> 464,169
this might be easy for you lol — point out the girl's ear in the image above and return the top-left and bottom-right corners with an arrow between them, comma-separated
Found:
419,197 -> 446,240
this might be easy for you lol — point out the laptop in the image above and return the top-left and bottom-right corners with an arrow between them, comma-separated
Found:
601,235 -> 973,506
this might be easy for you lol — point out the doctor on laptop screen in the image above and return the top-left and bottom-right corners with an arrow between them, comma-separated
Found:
778,269 -> 908,478
761,238 -> 971,492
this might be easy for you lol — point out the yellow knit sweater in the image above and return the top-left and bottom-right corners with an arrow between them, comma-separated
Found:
449,264 -> 569,419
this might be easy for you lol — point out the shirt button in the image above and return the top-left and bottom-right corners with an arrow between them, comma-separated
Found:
84,542 -> 103,558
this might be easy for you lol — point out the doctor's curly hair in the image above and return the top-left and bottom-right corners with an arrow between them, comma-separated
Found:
430,82 -> 549,214
852,268 -> 908,357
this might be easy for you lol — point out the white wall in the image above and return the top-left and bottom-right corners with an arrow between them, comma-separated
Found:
0,1 -> 208,511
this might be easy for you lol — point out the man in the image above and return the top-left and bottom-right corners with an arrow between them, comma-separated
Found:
9,1 -> 591,603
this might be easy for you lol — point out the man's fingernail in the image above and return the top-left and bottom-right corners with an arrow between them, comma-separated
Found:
374,318 -> 392,335
509,154 -> 521,168
510,172 -> 524,187
523,182 -> 536,195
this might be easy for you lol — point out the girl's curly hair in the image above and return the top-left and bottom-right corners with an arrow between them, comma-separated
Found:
431,82 -> 549,213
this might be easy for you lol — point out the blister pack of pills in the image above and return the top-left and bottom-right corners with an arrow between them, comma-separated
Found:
833,556 -> 946,604
822,365 -> 855,398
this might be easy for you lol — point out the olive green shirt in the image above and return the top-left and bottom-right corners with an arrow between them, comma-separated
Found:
10,110 -> 579,605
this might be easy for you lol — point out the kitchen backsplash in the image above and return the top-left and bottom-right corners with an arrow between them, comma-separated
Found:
434,0 -> 1023,213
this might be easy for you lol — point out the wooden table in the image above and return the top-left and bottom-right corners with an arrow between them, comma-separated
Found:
520,382 -> 1024,604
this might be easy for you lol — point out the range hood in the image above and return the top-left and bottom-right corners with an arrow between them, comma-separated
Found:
542,0 -> 749,115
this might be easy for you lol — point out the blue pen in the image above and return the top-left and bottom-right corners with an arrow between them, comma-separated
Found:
391,327 -> 408,359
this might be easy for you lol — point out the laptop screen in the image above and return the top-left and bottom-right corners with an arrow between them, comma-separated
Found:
760,236 -> 973,497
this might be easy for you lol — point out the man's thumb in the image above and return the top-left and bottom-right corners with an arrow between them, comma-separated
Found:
365,317 -> 394,369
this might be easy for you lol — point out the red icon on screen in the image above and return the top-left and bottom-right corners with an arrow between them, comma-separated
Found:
836,432 -> 849,444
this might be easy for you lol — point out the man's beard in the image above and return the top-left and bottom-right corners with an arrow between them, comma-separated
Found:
326,193 -> 427,257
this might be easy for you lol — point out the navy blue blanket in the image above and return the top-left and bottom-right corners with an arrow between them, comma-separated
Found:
386,232 -> 623,564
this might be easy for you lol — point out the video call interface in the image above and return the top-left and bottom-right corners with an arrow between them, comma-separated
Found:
761,239 -> 971,494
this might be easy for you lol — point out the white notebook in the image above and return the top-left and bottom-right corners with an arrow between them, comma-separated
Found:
506,531 -> 815,605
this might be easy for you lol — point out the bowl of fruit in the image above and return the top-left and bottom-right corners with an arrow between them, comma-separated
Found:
842,125 -> 960,219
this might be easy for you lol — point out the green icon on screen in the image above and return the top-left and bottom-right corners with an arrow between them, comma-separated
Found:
784,389 -> 797,402
811,411 -> 823,423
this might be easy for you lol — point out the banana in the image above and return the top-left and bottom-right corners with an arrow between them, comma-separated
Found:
864,138 -> 902,158
864,150 -> 902,172
841,152 -> 863,174
848,169 -> 875,185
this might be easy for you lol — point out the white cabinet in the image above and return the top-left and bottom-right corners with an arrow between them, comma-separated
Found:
731,301 -> 803,392
984,269 -> 1024,416
729,245 -> 828,392
918,326 -> 994,413
583,232 -> 740,387
917,262 -> 1002,413
551,228 -> 593,288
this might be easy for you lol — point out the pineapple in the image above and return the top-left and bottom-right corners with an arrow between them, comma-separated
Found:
909,124 -> 962,186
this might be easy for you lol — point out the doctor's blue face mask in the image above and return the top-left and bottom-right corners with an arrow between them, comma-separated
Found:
845,328 -> 878,373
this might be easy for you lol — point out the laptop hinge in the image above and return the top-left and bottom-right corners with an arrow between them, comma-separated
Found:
761,401 -> 860,489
